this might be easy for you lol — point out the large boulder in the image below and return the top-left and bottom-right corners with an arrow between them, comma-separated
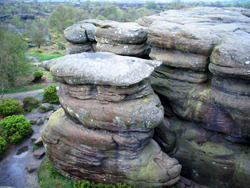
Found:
42,52 -> 182,187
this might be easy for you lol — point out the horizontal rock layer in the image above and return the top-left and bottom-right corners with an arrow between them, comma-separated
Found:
42,108 -> 181,187
95,21 -> 148,44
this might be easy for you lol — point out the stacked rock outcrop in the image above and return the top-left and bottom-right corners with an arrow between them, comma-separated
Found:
64,19 -> 101,54
94,21 -> 151,58
136,7 -> 250,188
42,52 -> 182,187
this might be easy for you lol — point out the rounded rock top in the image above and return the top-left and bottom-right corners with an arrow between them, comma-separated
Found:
49,52 -> 162,86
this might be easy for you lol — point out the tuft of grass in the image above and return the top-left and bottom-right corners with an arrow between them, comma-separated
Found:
32,144 -> 39,151
26,51 -> 64,61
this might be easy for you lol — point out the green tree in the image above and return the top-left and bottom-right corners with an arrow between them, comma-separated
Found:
49,4 -> 89,34
27,19 -> 48,48
0,27 -> 31,97
20,3 -> 31,13
145,1 -> 157,9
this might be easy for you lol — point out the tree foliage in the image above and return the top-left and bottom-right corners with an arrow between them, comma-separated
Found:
49,4 -> 89,34
0,27 -> 31,97
27,19 -> 48,48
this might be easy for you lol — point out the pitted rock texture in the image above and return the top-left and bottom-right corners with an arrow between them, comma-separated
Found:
95,21 -> 150,57
147,7 -> 250,142
65,42 -> 93,54
95,21 -> 148,44
153,118 -> 250,188
64,20 -> 99,54
144,7 -> 250,188
42,52 -> 181,187
46,52 -> 162,86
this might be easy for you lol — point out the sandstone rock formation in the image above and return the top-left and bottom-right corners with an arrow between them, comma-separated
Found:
64,20 -> 100,54
95,21 -> 151,57
42,52 -> 182,187
141,7 -> 250,188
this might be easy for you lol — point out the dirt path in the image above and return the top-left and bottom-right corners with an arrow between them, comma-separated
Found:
2,86 -> 59,101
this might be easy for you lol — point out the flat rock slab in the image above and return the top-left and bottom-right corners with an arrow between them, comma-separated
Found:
33,147 -> 45,159
49,52 -> 161,86
26,162 -> 40,173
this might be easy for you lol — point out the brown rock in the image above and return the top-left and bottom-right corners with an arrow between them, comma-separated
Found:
210,31 -> 250,79
42,108 -> 181,187
150,48 -> 208,71
59,84 -> 164,131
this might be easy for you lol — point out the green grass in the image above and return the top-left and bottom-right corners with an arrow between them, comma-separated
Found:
26,51 -> 64,61
2,83 -> 59,94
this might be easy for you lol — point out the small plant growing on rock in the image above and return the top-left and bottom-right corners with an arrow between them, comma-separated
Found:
0,136 -> 7,155
22,96 -> 39,112
0,98 -> 24,116
0,115 -> 33,144
33,71 -> 44,82
43,86 -> 59,104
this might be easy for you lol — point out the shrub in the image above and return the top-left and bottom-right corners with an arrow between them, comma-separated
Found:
0,136 -> 7,155
22,96 -> 39,112
43,86 -> 59,104
0,115 -> 33,144
0,98 -> 24,116
38,105 -> 54,113
33,71 -> 44,82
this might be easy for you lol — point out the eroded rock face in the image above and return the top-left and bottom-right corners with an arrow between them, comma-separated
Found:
95,21 -> 150,58
153,118 -> 250,188
42,52 -> 181,187
64,20 -> 99,54
145,7 -> 250,187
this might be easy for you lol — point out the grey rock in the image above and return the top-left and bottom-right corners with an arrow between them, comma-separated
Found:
95,21 -> 148,44
64,24 -> 87,44
210,31 -> 250,79
33,147 -> 45,159
77,19 -> 104,26
35,136 -> 43,146
26,163 -> 40,173
31,134 -> 40,143
65,42 -> 93,54
49,52 -> 162,86
80,23 -> 96,41
45,38 -> 52,46
180,177 -> 191,186
96,42 -> 150,57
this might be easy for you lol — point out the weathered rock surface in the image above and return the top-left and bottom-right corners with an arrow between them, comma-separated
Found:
95,21 -> 148,44
153,118 -> 250,188
42,52 -> 181,187
96,42 -> 150,57
209,31 -> 250,79
145,7 -> 250,187
64,24 -> 87,44
65,42 -> 93,54
150,48 -> 208,71
47,52 -> 161,86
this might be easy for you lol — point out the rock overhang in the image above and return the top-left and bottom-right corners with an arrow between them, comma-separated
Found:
46,52 -> 162,86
